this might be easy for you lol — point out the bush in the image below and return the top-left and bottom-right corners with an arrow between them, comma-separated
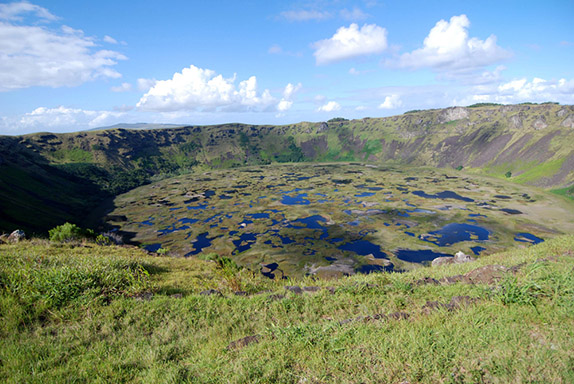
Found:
48,222 -> 94,243
505,171 -> 512,178
96,231 -> 124,246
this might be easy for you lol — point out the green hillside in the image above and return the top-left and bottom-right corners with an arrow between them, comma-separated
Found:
1,103 -> 574,234
1,235 -> 573,383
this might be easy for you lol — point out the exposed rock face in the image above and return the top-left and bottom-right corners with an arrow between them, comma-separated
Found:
438,107 -> 469,123
7,230 -> 25,243
561,115 -> 574,128
432,251 -> 475,267
509,114 -> 523,129
532,117 -> 548,130
453,251 -> 476,263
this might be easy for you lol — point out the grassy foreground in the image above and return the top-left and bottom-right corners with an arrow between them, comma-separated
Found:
1,237 -> 574,383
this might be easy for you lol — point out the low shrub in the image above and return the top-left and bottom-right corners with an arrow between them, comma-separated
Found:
48,222 -> 94,243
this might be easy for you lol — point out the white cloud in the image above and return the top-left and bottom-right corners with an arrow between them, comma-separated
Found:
103,35 -> 118,44
0,1 -> 57,21
6,106 -> 125,131
111,82 -> 132,92
496,77 -> 574,101
137,78 -> 157,92
340,7 -> 369,21
355,105 -> 367,111
312,23 -> 388,65
276,82 -> 302,112
395,15 -> 510,72
460,77 -> 574,106
0,5 -> 126,91
317,101 -> 341,112
137,65 -> 281,113
378,94 -> 402,109
280,9 -> 332,22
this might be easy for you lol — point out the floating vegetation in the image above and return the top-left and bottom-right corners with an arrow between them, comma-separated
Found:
107,163 -> 574,278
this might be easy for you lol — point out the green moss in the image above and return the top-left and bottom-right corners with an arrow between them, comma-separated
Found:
51,148 -> 93,163
513,158 -> 566,184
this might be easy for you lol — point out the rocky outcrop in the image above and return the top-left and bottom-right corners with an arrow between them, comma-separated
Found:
561,115 -> 574,128
7,230 -> 25,243
532,117 -> 548,130
431,251 -> 475,267
438,107 -> 469,123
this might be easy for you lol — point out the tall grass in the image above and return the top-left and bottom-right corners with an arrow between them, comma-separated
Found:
1,236 -> 574,383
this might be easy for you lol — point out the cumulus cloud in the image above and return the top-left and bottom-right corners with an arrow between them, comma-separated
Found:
137,65 -> 282,112
395,15 -> 510,72
317,101 -> 341,112
459,77 -> 574,106
137,78 -> 157,92
313,23 -> 387,65
280,9 -> 332,22
378,94 -> 402,109
0,4 -> 126,91
4,106 -> 125,132
0,1 -> 57,21
276,82 -> 302,112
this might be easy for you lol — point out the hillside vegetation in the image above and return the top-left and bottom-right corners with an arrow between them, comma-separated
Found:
1,235 -> 573,383
1,103 -> 574,234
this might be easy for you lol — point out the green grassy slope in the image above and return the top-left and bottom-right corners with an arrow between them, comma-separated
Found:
1,235 -> 573,383
1,103 -> 573,234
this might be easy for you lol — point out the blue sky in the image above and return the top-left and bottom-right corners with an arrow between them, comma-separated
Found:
0,0 -> 573,135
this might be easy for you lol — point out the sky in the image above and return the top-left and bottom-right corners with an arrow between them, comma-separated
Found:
0,0 -> 573,135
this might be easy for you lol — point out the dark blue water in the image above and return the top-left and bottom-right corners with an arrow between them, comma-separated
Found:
405,232 -> 416,237
396,249 -> 452,263
286,215 -> 332,241
281,193 -> 310,205
186,232 -> 213,256
471,246 -> 486,255
338,240 -> 389,259
514,233 -> 544,245
501,208 -> 522,215
144,243 -> 162,252
421,223 -> 490,246
355,192 -> 375,197
140,220 -> 154,226
187,204 -> 208,210
469,213 -> 487,218
246,213 -> 270,219
158,224 -> 190,235
233,233 -> 258,253
412,190 -> 474,202
356,264 -> 393,274
279,235 -> 295,245
261,262 -> 279,279
179,218 -> 199,225
325,256 -> 337,261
